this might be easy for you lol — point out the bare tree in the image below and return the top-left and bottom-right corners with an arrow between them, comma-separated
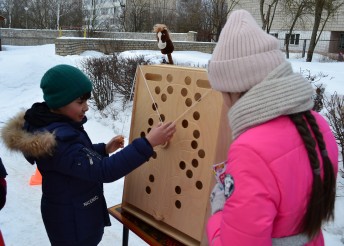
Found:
84,0 -> 97,34
57,0 -> 83,30
306,0 -> 344,62
0,0 -> 15,28
282,0 -> 313,58
260,0 -> 279,33
0,0 -> 82,29
204,0 -> 239,42
307,0 -> 325,62
175,0 -> 239,41
114,2 -> 126,31
124,0 -> 150,32
84,0 -> 112,34
176,0 -> 205,39
150,0 -> 177,31
0,0 -> 27,28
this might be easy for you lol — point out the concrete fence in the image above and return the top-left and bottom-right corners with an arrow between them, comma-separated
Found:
1,28 -> 340,58
55,37 -> 216,56
0,28 -> 216,55
0,28 -> 81,46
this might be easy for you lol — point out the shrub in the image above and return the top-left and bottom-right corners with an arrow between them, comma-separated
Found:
323,92 -> 344,168
299,68 -> 329,112
81,54 -> 150,111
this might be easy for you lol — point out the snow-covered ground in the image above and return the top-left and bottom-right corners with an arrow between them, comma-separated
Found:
0,44 -> 343,245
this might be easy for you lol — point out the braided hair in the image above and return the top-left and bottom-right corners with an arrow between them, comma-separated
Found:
289,111 -> 336,239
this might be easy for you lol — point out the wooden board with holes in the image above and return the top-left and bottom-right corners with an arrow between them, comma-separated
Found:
122,64 -> 232,245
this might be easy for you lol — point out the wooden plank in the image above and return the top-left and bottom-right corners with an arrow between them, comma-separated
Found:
108,204 -> 186,246
122,65 -> 232,243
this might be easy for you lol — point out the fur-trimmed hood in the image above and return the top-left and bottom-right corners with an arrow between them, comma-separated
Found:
1,111 -> 57,158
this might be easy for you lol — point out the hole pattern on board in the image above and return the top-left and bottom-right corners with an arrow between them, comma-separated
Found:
143,73 -> 208,210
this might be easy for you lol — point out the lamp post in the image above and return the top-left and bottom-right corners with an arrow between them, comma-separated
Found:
0,15 -> 5,51
24,7 -> 28,29
57,1 -> 60,30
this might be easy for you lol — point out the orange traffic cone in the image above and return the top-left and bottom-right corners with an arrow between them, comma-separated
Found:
29,168 -> 42,185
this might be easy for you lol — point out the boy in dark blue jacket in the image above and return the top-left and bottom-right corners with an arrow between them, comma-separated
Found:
1,64 -> 176,246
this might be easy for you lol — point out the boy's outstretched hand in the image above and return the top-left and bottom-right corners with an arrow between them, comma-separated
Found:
106,135 -> 125,154
146,122 -> 176,147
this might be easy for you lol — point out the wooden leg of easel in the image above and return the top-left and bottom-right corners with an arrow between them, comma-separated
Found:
122,225 -> 129,246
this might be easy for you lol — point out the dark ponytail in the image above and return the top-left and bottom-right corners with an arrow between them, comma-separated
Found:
289,111 -> 336,239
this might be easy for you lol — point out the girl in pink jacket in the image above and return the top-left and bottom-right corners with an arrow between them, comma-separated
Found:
206,10 -> 338,246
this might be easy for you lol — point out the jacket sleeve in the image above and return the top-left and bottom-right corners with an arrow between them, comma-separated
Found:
92,143 -> 108,157
50,137 -> 154,183
99,137 -> 154,182
207,145 -> 279,246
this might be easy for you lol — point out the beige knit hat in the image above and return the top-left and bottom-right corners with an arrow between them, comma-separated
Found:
208,9 -> 285,92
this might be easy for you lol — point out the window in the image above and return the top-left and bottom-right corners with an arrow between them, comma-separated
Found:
101,8 -> 108,15
340,33 -> 344,49
295,34 -> 300,45
270,33 -> 278,38
285,34 -> 300,45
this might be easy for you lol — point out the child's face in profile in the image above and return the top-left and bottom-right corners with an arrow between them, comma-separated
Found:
53,97 -> 89,122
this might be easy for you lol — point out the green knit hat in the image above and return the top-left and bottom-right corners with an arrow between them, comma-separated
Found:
40,64 -> 93,109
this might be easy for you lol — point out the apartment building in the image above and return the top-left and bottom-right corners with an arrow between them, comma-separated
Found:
82,0 -> 177,32
235,0 -> 344,54
83,0 -> 123,31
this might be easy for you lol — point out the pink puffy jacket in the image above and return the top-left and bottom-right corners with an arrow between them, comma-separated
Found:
207,112 -> 338,246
